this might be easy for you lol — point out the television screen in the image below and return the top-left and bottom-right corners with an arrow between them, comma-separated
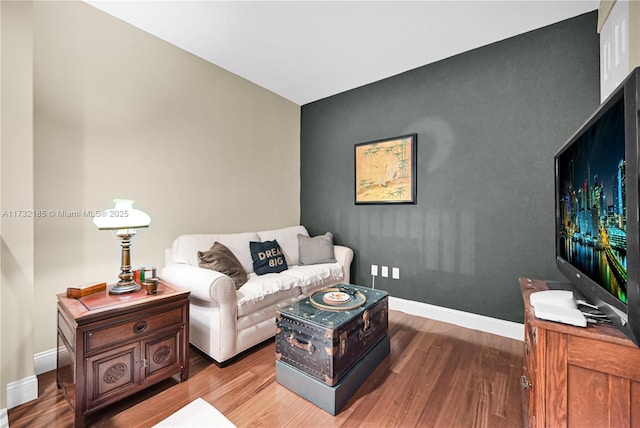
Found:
555,67 -> 640,346
556,97 -> 626,304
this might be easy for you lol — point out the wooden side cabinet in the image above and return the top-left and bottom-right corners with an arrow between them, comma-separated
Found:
520,278 -> 640,427
57,280 -> 190,427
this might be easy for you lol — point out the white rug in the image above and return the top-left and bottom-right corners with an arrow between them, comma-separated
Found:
153,398 -> 236,428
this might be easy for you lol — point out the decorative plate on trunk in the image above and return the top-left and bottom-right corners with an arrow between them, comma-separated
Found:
323,291 -> 351,304
310,287 -> 366,311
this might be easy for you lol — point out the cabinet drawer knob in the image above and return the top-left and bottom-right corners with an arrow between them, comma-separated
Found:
134,321 -> 148,334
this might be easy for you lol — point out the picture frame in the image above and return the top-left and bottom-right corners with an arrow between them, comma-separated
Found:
354,134 -> 417,205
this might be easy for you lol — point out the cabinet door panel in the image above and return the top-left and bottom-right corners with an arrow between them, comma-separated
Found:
607,375 -> 631,428
545,331 -> 568,427
567,365 -> 608,428
86,342 -> 141,409
144,327 -> 184,380
632,382 -> 640,428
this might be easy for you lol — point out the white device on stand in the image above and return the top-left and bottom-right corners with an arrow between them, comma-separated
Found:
530,290 -> 587,327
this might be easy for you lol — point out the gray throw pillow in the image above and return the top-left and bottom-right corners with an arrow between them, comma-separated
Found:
198,242 -> 248,289
298,232 -> 336,265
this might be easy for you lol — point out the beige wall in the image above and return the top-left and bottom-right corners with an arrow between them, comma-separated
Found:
599,0 -> 640,71
1,0 -> 36,409
598,0 -> 640,100
2,0 -> 300,406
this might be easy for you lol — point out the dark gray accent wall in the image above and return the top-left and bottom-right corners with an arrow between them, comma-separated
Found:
300,12 -> 600,323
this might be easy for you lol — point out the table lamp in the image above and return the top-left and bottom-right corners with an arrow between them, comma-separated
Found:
93,199 -> 151,294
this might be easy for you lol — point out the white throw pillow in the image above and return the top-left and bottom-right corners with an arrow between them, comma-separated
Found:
257,225 -> 308,266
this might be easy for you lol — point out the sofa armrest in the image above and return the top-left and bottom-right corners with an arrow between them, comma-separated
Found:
334,245 -> 354,284
160,264 -> 237,306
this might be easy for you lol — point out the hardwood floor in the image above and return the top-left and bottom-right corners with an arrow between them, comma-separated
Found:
8,310 -> 524,427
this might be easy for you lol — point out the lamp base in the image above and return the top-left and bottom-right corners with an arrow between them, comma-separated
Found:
109,280 -> 141,295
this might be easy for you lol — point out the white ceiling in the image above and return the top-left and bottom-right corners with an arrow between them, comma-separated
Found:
85,1 -> 599,105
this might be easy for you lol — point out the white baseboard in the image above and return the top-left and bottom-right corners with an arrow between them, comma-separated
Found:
1,408 -> 8,428
6,376 -> 37,410
5,347 -> 63,411
34,347 -> 59,376
389,296 -> 524,341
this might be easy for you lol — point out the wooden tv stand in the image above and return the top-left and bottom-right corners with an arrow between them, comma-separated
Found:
519,278 -> 640,427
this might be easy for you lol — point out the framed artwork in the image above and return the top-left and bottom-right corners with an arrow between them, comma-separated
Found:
354,134 -> 417,205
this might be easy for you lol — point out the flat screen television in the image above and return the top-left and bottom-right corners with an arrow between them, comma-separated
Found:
554,66 -> 640,346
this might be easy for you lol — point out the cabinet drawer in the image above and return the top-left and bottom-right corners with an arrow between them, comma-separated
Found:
86,307 -> 184,352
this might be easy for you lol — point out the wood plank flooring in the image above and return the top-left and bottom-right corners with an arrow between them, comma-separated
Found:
8,310 -> 524,427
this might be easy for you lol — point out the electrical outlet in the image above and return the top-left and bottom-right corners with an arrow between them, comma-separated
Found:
371,264 -> 378,276
392,267 -> 400,279
381,266 -> 389,277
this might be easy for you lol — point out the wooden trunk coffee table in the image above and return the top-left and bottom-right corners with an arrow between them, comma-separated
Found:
275,284 -> 390,414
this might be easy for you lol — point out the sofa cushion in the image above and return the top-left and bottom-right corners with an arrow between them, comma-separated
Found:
172,232 -> 259,274
285,263 -> 344,294
298,232 -> 337,265
250,240 -> 288,275
257,225 -> 308,266
236,280 -> 301,317
198,242 -> 248,289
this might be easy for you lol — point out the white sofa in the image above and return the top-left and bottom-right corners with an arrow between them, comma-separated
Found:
161,225 -> 353,365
